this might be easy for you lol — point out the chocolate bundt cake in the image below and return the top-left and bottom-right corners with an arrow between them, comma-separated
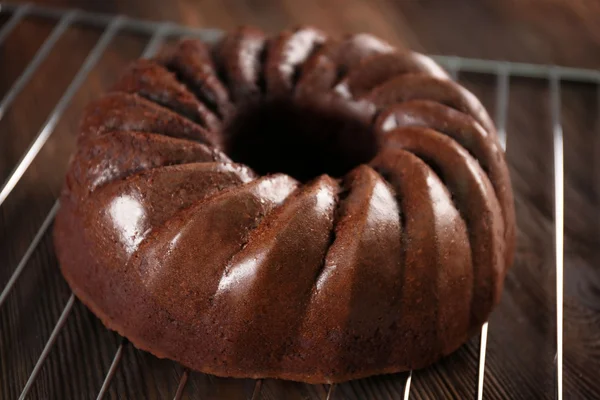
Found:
53,27 -> 515,383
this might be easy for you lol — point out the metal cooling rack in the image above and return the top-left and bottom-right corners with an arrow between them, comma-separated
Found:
1,2 -> 598,399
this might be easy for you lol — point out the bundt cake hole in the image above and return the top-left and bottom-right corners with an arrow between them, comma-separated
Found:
223,96 -> 379,182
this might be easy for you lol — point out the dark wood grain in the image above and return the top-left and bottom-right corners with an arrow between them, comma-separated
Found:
0,1 -> 599,399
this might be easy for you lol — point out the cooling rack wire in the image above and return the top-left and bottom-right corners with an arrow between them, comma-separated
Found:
1,2 -> 599,399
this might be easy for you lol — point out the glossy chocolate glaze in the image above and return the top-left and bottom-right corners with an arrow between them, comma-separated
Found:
370,149 -> 473,362
296,33 -> 394,95
335,52 -> 449,98
211,176 -> 338,375
298,165 -> 406,378
334,33 -> 395,74
213,26 -> 266,102
54,26 -> 515,383
112,59 -> 221,132
79,92 -> 221,147
78,162 -> 255,263
156,38 -> 233,119
382,127 -> 505,327
365,73 -> 496,134
375,100 -> 516,267
265,27 -> 327,96
67,130 -> 230,198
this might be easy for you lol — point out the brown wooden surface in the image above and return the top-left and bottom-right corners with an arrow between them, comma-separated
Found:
0,0 -> 599,399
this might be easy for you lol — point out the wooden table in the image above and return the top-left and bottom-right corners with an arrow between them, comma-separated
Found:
1,1 -> 599,399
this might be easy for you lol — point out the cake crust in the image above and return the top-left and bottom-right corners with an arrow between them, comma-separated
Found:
54,27 -> 515,383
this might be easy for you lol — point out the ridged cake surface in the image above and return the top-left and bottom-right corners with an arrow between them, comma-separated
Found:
54,27 -> 515,383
